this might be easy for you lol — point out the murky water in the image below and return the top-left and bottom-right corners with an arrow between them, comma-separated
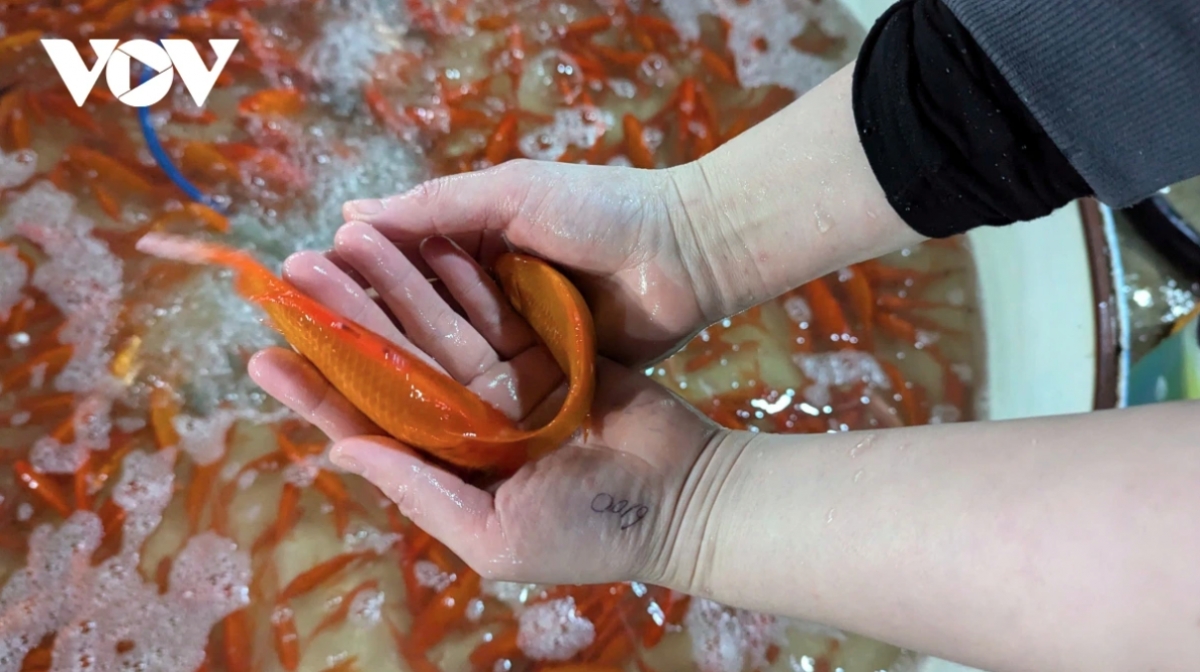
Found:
0,1 -> 982,670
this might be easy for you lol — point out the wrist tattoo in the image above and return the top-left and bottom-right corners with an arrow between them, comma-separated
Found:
590,493 -> 649,530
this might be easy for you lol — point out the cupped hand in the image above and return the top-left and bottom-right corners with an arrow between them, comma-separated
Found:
335,160 -> 726,367
248,221 -> 730,587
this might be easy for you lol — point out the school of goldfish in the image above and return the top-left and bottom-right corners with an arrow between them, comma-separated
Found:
0,0 -> 977,671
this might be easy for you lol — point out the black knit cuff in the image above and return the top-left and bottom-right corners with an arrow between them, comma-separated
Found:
851,0 -> 1093,238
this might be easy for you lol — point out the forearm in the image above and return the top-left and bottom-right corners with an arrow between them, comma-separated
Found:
672,402 -> 1200,672
670,63 -> 924,320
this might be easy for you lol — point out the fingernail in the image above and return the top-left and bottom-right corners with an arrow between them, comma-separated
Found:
282,251 -> 326,277
330,444 -> 366,476
418,236 -> 439,255
347,199 -> 384,216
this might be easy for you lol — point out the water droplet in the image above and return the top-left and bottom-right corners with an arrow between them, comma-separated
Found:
814,206 -> 832,233
825,508 -> 835,524
849,433 -> 875,458
852,469 -> 864,483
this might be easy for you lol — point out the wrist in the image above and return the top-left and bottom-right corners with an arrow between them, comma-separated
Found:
662,161 -> 746,326
667,65 -> 926,323
637,427 -> 758,593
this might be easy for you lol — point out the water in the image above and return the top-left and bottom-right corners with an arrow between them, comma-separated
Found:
653,242 -> 984,435
0,0 -> 975,670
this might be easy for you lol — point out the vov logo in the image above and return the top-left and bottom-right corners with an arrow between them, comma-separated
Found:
41,39 -> 238,108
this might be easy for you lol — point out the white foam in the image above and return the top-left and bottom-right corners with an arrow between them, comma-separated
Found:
1158,279 -> 1197,323
793,351 -> 890,390
480,580 -> 543,607
517,107 -> 613,161
348,588 -> 385,627
171,411 -> 237,466
929,404 -> 961,425
300,0 -> 408,110
113,416 -> 147,433
137,269 -> 289,458
0,512 -> 104,672
655,0 -> 850,94
29,393 -> 116,474
341,523 -> 402,555
111,448 -> 178,553
0,449 -> 250,672
227,126 -> 426,266
657,0 -> 713,42
516,597 -> 595,661
0,246 -> 27,321
0,150 -> 37,190
684,598 -> 788,672
282,455 -> 320,488
17,211 -> 123,396
236,468 -> 258,491
783,295 -> 812,326
608,78 -> 638,99
6,187 -> 126,476
950,363 -> 973,384
29,437 -> 88,475
723,0 -> 836,95
0,182 -> 75,235
913,330 -> 939,349
413,560 -> 456,592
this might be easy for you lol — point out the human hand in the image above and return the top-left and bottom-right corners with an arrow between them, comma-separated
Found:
336,160 -> 730,367
248,222 -> 732,586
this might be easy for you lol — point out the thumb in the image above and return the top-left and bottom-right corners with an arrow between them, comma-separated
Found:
330,437 -> 508,565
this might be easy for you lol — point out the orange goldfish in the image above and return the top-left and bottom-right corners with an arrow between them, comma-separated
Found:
135,233 -> 594,474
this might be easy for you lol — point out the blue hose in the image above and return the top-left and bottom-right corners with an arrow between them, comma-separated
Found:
136,6 -> 225,212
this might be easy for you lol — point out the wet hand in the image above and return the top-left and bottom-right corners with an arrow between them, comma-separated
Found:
248,224 -> 728,586
337,160 -> 727,367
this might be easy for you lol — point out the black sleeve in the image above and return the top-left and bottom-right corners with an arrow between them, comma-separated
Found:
851,0 -> 1093,239
943,0 -> 1200,210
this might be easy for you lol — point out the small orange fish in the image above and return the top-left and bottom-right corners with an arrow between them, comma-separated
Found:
622,114 -> 655,169
0,30 -> 42,57
238,88 -> 305,117
562,15 -> 613,39
14,460 -> 72,517
135,233 -> 595,474
222,609 -> 254,672
308,578 -> 380,639
485,113 -> 519,166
